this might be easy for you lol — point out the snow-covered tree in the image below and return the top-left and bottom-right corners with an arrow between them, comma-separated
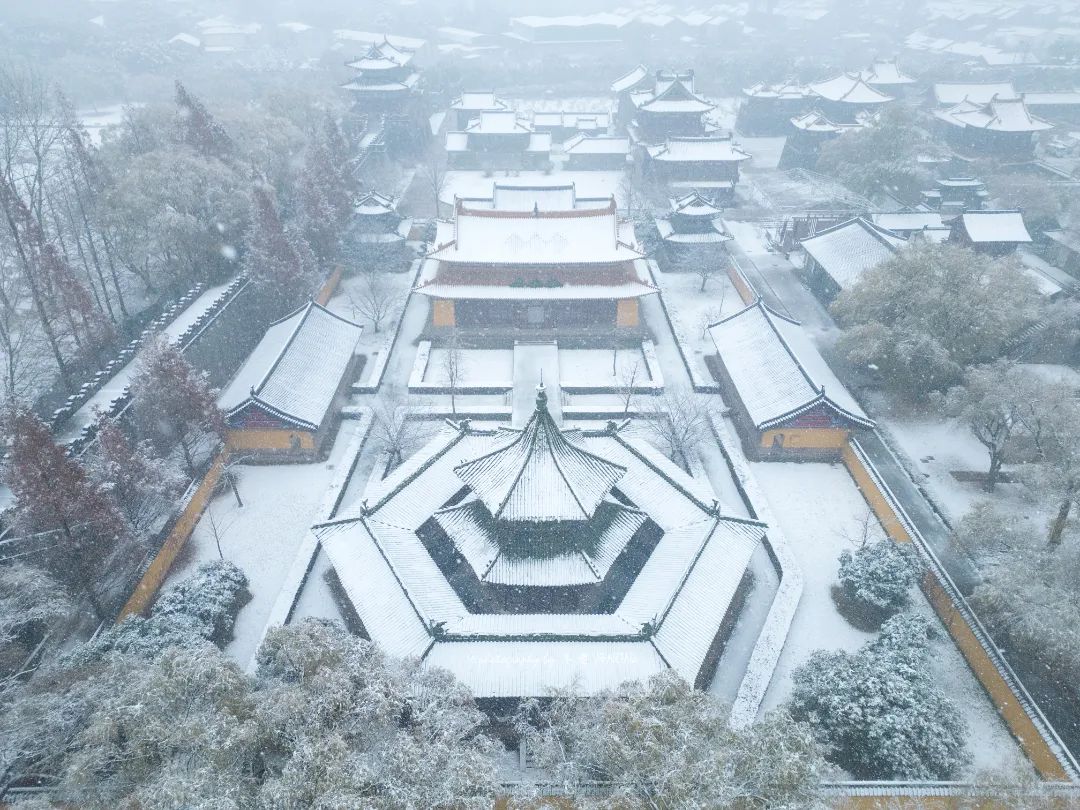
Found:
643,390 -> 714,468
348,271 -> 401,334
254,620 -> 501,809
2,405 -> 128,621
832,243 -> 1041,398
956,503 -> 1080,709
151,560 -> 250,648
516,669 -> 823,808
942,362 -> 1069,491
129,337 -> 224,473
816,106 -> 944,202
85,413 -> 184,533
789,613 -> 969,780
174,80 -> 235,162
0,563 -> 70,677
243,186 -> 319,315
837,539 -> 919,628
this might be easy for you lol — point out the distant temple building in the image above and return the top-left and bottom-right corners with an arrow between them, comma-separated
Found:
799,217 -> 905,301
708,299 -> 874,459
921,177 -> 989,214
642,135 -> 751,203
655,191 -> 732,268
341,36 -> 422,114
219,302 -> 363,459
316,385 -> 765,698
934,96 -> 1051,159
738,81 -> 816,136
416,182 -> 655,334
949,210 -> 1033,255
532,111 -> 612,143
617,68 -> 715,142
778,111 -> 860,169
562,134 -> 631,170
858,59 -> 917,96
448,90 -> 509,130
349,191 -> 413,262
805,73 -> 893,124
445,110 -> 552,170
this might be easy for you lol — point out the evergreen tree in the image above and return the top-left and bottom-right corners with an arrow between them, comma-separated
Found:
789,614 -> 970,780
174,81 -> 234,162
243,186 -> 319,314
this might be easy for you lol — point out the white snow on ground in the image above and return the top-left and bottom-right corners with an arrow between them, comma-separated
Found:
734,136 -> 786,170
864,392 -> 1030,523
79,103 -> 141,145
756,462 -> 881,709
559,348 -> 651,385
724,219 -> 773,257
754,461 -> 1025,774
57,281 -> 233,445
288,547 -> 347,625
651,269 -> 744,359
162,420 -> 360,665
423,348 -> 514,385
440,170 -> 627,209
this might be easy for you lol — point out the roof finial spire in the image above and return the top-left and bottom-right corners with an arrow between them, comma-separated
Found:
536,376 -> 548,411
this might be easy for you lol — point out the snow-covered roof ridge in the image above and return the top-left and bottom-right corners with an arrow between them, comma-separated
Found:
671,190 -> 723,215
631,69 -> 715,114
426,197 -> 644,266
707,298 -> 874,431
859,58 -> 915,86
454,384 -> 627,522
562,133 -> 631,154
450,90 -> 508,111
789,110 -> 858,132
646,135 -> 752,163
799,217 -> 905,290
354,190 -> 396,214
611,64 -> 649,93
934,96 -> 1053,133
742,80 -> 813,100
808,72 -> 894,105
220,301 -> 363,430
957,209 -> 1033,243
933,81 -> 1017,106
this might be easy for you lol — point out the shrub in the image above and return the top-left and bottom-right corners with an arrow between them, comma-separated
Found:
789,614 -> 969,780
836,540 -> 918,628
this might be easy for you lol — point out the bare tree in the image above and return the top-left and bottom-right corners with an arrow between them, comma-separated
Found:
370,391 -> 418,471
615,359 -> 641,416
419,146 -> 448,219
348,272 -> 400,334
441,331 -> 465,416
643,390 -> 713,469
699,304 -> 725,339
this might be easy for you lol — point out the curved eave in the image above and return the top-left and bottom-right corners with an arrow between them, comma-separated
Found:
755,394 -> 875,432
226,396 -> 319,432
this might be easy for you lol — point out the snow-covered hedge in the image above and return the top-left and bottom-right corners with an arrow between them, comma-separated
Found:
153,560 -> 252,647
789,613 -> 970,780
836,539 -> 918,628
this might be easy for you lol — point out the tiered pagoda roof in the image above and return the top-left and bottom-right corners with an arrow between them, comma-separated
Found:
455,385 -> 626,523
315,396 -> 766,696
341,37 -> 420,95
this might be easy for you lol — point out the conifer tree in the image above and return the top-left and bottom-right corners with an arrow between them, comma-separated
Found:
175,80 -> 234,161
243,186 -> 318,313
